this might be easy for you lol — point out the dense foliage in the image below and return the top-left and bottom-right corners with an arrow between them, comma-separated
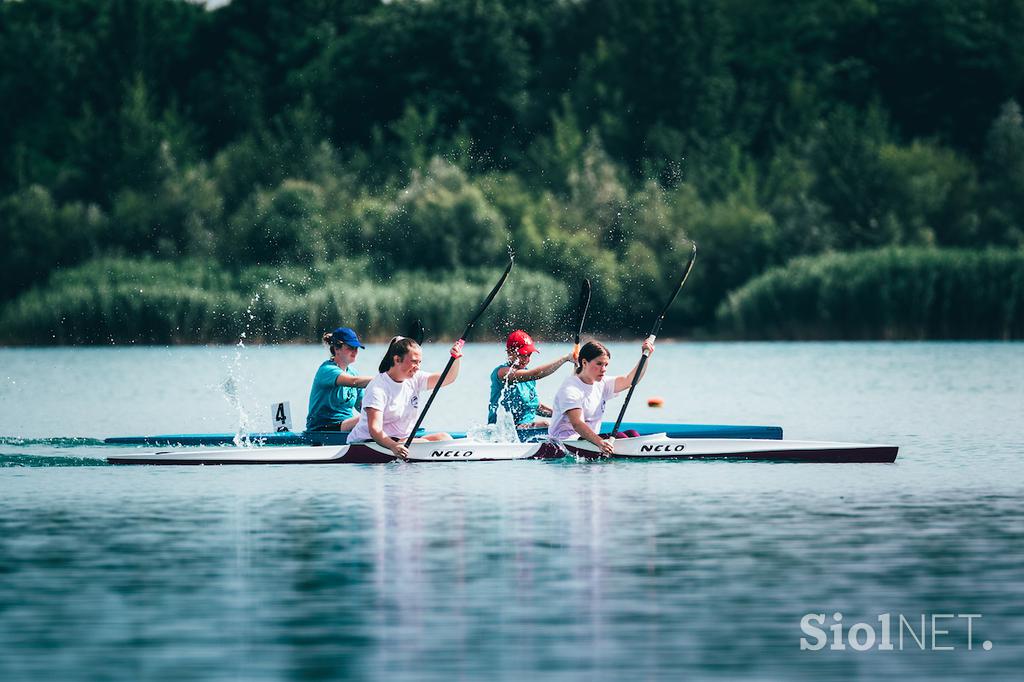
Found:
718,248 -> 1024,339
2,0 -> 1023,342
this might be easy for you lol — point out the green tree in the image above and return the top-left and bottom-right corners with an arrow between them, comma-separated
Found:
526,96 -> 586,194
758,144 -> 831,258
809,105 -> 902,249
211,99 -> 336,214
864,0 -> 1024,151
111,161 -> 225,260
185,0 -> 377,150
307,0 -> 529,164
571,0 -> 735,175
979,100 -> 1024,246
877,140 -> 979,246
370,158 -> 509,271
683,194 -> 780,329
0,186 -> 107,300
225,179 -> 328,267
0,0 -> 204,198
566,134 -> 629,245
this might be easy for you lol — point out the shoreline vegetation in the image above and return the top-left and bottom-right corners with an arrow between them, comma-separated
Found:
2,1 -> 1024,344
3,248 -> 1021,345
719,248 -> 1024,340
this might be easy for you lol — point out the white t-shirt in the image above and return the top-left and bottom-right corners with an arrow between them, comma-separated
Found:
348,370 -> 430,442
548,374 -> 619,440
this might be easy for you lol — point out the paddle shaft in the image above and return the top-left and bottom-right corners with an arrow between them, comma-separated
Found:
610,243 -> 697,435
404,258 -> 514,447
572,279 -> 592,358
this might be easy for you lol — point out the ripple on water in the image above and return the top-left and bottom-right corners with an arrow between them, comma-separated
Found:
1,343 -> 1022,679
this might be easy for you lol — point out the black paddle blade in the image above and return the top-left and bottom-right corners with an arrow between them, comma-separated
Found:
612,242 -> 698,434
460,256 -> 514,341
573,278 -> 592,344
408,319 -> 425,345
649,241 -> 698,338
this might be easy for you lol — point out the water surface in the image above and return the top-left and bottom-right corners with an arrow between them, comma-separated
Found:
1,343 -> 1022,679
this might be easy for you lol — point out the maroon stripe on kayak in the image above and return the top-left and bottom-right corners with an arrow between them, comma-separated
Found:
109,444 -> 396,465
533,443 -> 898,463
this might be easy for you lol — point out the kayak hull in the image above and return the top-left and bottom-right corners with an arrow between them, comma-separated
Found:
107,440 -> 541,465
108,435 -> 898,465
537,434 -> 898,463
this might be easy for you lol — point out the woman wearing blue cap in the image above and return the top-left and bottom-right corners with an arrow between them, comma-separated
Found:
306,327 -> 374,432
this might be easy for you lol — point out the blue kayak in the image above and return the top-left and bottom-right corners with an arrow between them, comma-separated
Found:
104,422 -> 783,447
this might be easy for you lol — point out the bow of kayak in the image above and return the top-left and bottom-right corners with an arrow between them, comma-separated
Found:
540,433 -> 898,463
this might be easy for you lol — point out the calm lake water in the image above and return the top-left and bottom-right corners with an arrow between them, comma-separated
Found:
1,342 -> 1022,680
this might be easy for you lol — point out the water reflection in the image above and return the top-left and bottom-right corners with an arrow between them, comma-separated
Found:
1,464 -> 1022,679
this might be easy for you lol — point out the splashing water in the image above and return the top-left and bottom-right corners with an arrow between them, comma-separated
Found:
220,291 -> 264,448
221,342 -> 255,448
465,370 -> 537,443
464,406 -> 521,443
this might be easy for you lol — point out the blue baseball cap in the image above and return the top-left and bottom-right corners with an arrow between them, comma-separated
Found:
331,327 -> 365,348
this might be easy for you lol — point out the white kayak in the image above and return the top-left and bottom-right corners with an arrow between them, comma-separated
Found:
537,433 -> 898,463
108,434 -> 899,465
107,439 -> 542,465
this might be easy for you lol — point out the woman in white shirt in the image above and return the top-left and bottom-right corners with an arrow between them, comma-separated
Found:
348,336 -> 461,458
548,339 -> 655,454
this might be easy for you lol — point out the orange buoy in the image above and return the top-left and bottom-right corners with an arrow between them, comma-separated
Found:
647,396 -> 664,408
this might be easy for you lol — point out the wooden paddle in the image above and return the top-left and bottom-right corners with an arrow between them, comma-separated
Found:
610,242 -> 697,436
404,258 -> 515,447
572,278 -> 592,360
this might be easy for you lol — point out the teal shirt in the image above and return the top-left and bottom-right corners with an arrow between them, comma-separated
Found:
488,364 -> 539,425
306,361 -> 363,431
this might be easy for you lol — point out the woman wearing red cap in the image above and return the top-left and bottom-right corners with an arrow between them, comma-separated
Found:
306,327 -> 374,432
488,330 -> 574,428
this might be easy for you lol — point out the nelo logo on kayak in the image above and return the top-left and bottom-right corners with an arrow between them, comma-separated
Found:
430,449 -> 474,458
640,443 -> 686,452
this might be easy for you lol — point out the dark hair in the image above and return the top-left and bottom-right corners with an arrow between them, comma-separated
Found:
379,336 -> 420,373
575,340 -> 610,374
323,331 -> 350,357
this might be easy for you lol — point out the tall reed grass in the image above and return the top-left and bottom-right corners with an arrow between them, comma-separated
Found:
0,258 -> 572,345
717,248 -> 1024,339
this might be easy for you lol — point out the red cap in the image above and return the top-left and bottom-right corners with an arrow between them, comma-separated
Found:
506,330 -> 538,356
